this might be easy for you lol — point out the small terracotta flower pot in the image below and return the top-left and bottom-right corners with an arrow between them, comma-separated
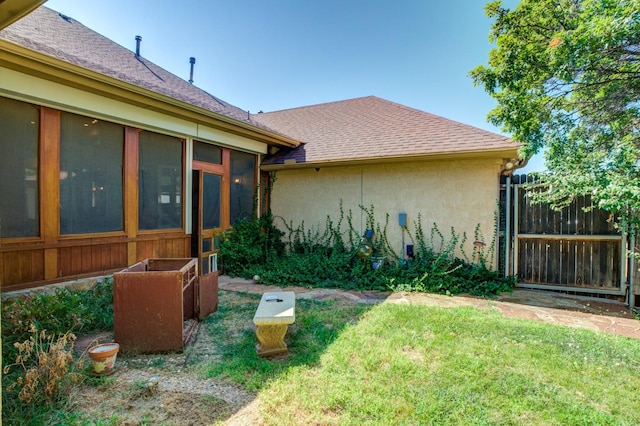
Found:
87,342 -> 120,376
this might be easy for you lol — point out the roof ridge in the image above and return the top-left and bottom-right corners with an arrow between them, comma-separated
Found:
256,95 -> 379,115
377,98 -> 510,139
257,95 -> 509,140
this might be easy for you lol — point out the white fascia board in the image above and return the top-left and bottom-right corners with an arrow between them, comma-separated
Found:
0,66 -> 195,136
196,124 -> 267,154
1,66 -> 268,153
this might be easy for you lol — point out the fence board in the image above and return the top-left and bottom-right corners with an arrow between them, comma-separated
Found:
512,178 -> 623,292
548,239 -> 560,283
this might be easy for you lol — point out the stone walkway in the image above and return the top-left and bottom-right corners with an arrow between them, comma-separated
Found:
219,276 -> 640,339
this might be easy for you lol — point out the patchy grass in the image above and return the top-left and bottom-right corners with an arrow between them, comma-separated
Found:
197,292 -> 374,391
4,289 -> 640,425
204,297 -> 640,425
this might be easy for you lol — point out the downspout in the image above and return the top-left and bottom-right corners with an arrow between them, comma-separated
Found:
513,184 -> 520,278
504,174 -> 512,277
360,169 -> 364,235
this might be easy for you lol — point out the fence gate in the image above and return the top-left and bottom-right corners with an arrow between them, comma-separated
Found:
501,175 -> 627,295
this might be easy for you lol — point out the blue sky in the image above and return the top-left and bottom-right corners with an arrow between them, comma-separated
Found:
44,0 -> 541,170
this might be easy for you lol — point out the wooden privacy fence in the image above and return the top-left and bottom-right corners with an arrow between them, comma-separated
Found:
500,174 -> 627,295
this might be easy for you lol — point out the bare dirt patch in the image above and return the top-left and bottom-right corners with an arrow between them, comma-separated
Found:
69,370 -> 242,425
71,292 -> 262,425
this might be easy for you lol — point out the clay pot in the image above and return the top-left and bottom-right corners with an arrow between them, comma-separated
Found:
87,342 -> 120,376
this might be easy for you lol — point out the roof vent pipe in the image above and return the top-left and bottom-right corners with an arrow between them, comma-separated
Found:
189,57 -> 196,84
135,35 -> 142,57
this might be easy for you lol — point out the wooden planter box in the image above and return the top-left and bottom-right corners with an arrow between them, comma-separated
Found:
113,258 -> 218,353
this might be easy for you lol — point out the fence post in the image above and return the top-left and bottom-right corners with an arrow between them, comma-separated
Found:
504,174 -> 512,277
630,233 -> 636,309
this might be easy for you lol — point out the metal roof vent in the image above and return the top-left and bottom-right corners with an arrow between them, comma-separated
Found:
189,57 -> 196,84
59,13 -> 73,23
135,35 -> 142,58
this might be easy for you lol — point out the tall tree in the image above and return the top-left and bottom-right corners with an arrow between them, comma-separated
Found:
470,0 -> 640,233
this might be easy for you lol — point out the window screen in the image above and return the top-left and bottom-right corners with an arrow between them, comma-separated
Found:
0,97 -> 39,238
230,150 -> 256,224
193,140 -> 222,164
139,131 -> 183,230
60,112 -> 124,234
202,173 -> 221,229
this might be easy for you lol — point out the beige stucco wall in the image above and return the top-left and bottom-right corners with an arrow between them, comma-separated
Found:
269,158 -> 504,268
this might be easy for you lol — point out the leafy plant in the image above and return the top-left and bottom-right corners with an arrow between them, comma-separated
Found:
220,202 -> 515,296
2,278 -> 113,364
471,0 -> 640,248
220,212 -> 285,276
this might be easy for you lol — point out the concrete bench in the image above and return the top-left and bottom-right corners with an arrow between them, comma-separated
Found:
253,291 -> 295,357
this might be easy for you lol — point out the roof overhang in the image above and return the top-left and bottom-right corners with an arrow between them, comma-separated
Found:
0,39 -> 301,148
0,0 -> 46,30
260,147 -> 521,171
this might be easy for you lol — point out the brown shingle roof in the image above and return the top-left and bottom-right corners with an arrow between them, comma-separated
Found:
0,6 -> 268,128
1,8 -> 514,158
255,96 -> 517,167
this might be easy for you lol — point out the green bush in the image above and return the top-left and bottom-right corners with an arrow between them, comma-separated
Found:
2,278 -> 113,369
220,212 -> 285,276
220,203 -> 516,296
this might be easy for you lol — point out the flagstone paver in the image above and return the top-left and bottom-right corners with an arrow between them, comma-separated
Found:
219,275 -> 640,339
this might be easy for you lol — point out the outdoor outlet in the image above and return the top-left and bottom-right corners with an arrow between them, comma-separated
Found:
399,212 -> 407,227
406,244 -> 414,258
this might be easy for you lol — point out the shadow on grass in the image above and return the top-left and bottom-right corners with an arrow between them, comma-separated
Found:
191,290 -> 377,392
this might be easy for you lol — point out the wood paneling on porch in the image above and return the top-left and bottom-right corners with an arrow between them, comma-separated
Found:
1,249 -> 45,286
1,234 -> 189,291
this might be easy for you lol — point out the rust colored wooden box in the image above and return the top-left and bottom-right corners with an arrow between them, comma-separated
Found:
113,258 -> 218,354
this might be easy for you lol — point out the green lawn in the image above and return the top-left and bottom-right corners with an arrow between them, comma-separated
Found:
204,293 -> 640,426
4,288 -> 639,425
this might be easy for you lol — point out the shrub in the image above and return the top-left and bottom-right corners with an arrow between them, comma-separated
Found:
2,278 -> 113,364
220,212 -> 285,276
220,203 -> 515,297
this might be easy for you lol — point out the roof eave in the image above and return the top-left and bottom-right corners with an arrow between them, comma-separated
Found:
260,147 -> 521,171
0,40 -> 301,148
0,0 -> 47,30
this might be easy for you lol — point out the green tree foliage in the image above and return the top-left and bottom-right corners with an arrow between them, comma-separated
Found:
470,0 -> 640,232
